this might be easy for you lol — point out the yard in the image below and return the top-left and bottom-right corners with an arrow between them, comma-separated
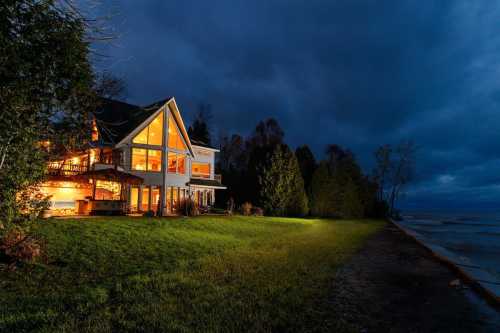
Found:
0,216 -> 383,332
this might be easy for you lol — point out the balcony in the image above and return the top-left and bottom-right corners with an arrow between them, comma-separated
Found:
47,163 -> 88,177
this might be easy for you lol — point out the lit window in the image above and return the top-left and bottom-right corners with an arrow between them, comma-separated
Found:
132,148 -> 162,172
95,180 -> 121,200
177,154 -> 186,174
132,112 -> 163,145
131,148 -> 147,171
147,150 -> 162,171
192,162 -> 210,178
148,113 -> 163,145
168,113 -> 187,151
168,153 -> 177,173
133,127 -> 148,144
168,152 -> 186,174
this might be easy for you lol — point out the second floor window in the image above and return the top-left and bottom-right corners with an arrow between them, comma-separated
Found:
192,162 -> 210,178
131,148 -> 162,172
168,152 -> 186,174
132,112 -> 163,146
168,113 -> 187,151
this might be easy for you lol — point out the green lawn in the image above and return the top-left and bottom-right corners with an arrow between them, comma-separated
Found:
0,216 -> 384,332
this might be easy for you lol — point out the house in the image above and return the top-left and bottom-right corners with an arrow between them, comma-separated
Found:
40,97 -> 225,216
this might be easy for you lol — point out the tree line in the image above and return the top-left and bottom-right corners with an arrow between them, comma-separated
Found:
204,115 -> 416,218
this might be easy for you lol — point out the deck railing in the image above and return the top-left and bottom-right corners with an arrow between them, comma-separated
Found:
47,163 -> 89,176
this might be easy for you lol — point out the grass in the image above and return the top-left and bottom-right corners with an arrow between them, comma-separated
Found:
0,216 -> 384,332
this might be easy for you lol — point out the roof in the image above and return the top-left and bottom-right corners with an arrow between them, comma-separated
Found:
188,178 -> 226,189
190,139 -> 218,150
74,168 -> 144,185
93,98 -> 198,158
93,98 -> 168,145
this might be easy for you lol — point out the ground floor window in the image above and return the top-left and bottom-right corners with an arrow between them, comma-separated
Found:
151,186 -> 161,213
95,180 -> 121,200
130,187 -> 139,212
141,187 -> 149,211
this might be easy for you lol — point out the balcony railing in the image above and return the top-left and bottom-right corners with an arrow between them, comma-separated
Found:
214,174 -> 222,183
47,163 -> 88,176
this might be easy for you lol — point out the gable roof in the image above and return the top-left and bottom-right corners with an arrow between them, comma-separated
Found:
93,97 -> 195,156
93,98 -> 158,145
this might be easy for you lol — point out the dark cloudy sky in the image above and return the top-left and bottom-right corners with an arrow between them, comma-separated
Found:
90,1 -> 500,212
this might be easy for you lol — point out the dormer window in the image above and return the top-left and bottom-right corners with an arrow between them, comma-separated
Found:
132,112 -> 163,145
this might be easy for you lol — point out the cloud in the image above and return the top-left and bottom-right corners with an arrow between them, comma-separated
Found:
90,0 -> 500,211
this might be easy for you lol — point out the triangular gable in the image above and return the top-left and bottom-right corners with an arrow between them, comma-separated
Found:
116,97 -> 195,157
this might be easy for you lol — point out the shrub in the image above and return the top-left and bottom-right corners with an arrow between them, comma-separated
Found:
241,202 -> 253,216
143,210 -> 155,217
252,207 -> 264,216
0,227 -> 43,270
179,199 -> 199,216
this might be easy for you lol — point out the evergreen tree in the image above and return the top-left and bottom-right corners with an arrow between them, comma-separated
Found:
295,145 -> 316,193
259,145 -> 308,216
188,104 -> 212,145
310,161 -> 335,217
341,178 -> 364,218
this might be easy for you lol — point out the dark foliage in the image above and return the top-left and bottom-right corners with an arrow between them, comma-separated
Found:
0,0 -> 96,231
295,145 -> 317,202
188,103 -> 212,145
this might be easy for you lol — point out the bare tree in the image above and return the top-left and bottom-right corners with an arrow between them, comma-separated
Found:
373,144 -> 392,202
388,140 -> 417,216
94,71 -> 127,100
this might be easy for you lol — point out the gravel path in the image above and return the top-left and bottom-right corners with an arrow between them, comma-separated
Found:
329,223 -> 500,332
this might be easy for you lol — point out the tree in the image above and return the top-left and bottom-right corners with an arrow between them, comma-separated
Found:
295,145 -> 316,193
215,134 -> 246,206
341,178 -> 364,218
188,103 -> 212,145
373,144 -> 392,202
0,1 -> 96,228
310,161 -> 336,217
388,140 -> 417,216
259,145 -> 308,216
94,71 -> 127,100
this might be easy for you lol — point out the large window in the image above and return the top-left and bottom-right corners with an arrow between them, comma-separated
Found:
192,162 -> 210,178
132,112 -> 163,145
168,113 -> 187,150
168,152 -> 186,174
131,148 -> 162,172
95,180 -> 121,200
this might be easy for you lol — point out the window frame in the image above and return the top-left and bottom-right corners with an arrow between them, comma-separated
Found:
132,112 -> 164,146
191,162 -> 211,179
131,147 -> 162,172
167,152 -> 186,175
167,113 -> 188,151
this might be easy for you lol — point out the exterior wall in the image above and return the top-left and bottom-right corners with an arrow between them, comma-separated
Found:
118,103 -> 195,214
191,146 -> 215,179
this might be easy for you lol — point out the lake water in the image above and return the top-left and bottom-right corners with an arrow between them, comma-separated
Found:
399,212 -> 500,328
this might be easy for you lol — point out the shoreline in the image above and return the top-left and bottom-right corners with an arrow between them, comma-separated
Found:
330,222 -> 499,332
391,219 -> 500,308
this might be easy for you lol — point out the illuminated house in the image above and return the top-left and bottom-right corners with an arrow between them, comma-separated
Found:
41,97 -> 225,216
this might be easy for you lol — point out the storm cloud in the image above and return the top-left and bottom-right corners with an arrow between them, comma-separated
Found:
91,0 -> 500,211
